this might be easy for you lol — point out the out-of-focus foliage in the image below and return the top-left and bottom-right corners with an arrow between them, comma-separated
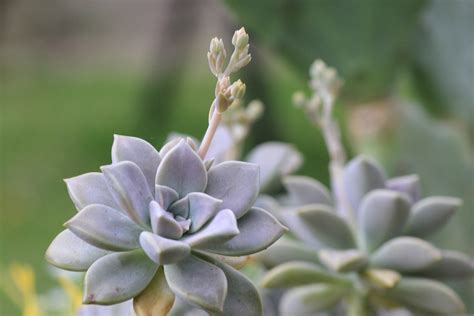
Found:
412,0 -> 474,126
225,0 -> 426,102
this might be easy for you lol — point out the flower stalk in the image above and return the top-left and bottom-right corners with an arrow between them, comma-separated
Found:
198,27 -> 251,159
293,60 -> 353,222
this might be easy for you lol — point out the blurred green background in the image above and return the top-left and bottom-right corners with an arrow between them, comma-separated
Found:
1,0 -> 473,314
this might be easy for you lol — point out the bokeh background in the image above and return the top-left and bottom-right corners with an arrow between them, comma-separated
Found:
1,0 -> 473,314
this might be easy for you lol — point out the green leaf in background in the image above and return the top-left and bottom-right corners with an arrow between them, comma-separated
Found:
225,0 -> 426,102
412,0 -> 474,129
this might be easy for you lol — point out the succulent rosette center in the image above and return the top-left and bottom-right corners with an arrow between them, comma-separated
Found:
46,135 -> 286,314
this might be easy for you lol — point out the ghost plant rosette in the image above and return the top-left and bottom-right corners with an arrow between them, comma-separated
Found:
258,60 -> 474,315
45,28 -> 286,316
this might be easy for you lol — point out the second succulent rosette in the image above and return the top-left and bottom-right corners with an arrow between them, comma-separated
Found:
46,135 -> 286,315
258,155 -> 473,315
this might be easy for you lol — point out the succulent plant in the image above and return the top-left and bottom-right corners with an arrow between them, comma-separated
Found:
45,27 -> 288,316
46,135 -> 286,315
259,156 -> 473,315
257,60 -> 474,316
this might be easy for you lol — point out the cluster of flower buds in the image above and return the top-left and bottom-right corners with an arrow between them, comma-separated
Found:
309,59 -> 342,97
292,59 -> 342,129
206,28 -> 251,118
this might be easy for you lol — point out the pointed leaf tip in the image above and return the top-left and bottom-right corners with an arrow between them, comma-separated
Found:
205,161 -> 259,218
405,196 -> 461,237
156,140 -> 207,198
358,190 -> 411,251
371,237 -> 442,272
344,155 -> 386,211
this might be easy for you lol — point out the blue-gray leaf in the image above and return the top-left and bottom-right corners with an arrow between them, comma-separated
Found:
111,135 -> 161,194
45,229 -> 111,271
201,253 -> 263,316
139,231 -> 190,265
344,155 -> 386,211
386,174 -> 421,203
358,190 -> 411,251
149,200 -> 183,239
65,204 -> 143,251
187,192 -> 222,233
201,207 -> 286,256
296,204 -> 356,249
417,250 -> 474,279
256,237 -> 319,268
318,249 -> 368,272
164,255 -> 227,313
83,250 -> 158,305
182,209 -> 239,248
156,140 -> 207,198
280,284 -> 348,316
205,161 -> 259,218
245,142 -> 303,194
404,196 -> 461,237
155,185 -> 179,210
386,277 -> 465,315
371,237 -> 442,272
283,175 -> 333,206
64,172 -> 119,211
101,161 -> 153,227
261,261 -> 349,288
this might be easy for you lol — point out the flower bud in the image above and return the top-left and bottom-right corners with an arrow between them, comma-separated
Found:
208,38 -> 226,76
230,80 -> 246,100
232,27 -> 249,49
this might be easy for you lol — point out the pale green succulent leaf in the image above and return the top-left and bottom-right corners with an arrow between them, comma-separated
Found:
261,261 -> 348,288
139,232 -> 190,265
318,249 -> 368,272
205,161 -> 260,218
386,174 -> 421,203
83,250 -> 158,305
404,196 -> 461,237
101,161 -> 153,227
133,266 -> 175,316
417,250 -> 474,279
386,277 -> 465,315
201,253 -> 263,316
164,254 -> 227,313
358,190 -> 411,251
371,237 -> 442,272
45,229 -> 111,271
296,204 -> 356,249
112,135 -> 161,194
187,192 -> 222,233
279,210 -> 324,248
149,201 -> 183,239
245,142 -> 303,194
283,175 -> 333,206
65,204 -> 143,251
280,284 -> 348,316
156,140 -> 208,198
64,172 -> 119,211
182,209 -> 239,248
344,155 -> 386,211
256,237 -> 319,268
201,207 -> 286,256
155,185 -> 179,210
